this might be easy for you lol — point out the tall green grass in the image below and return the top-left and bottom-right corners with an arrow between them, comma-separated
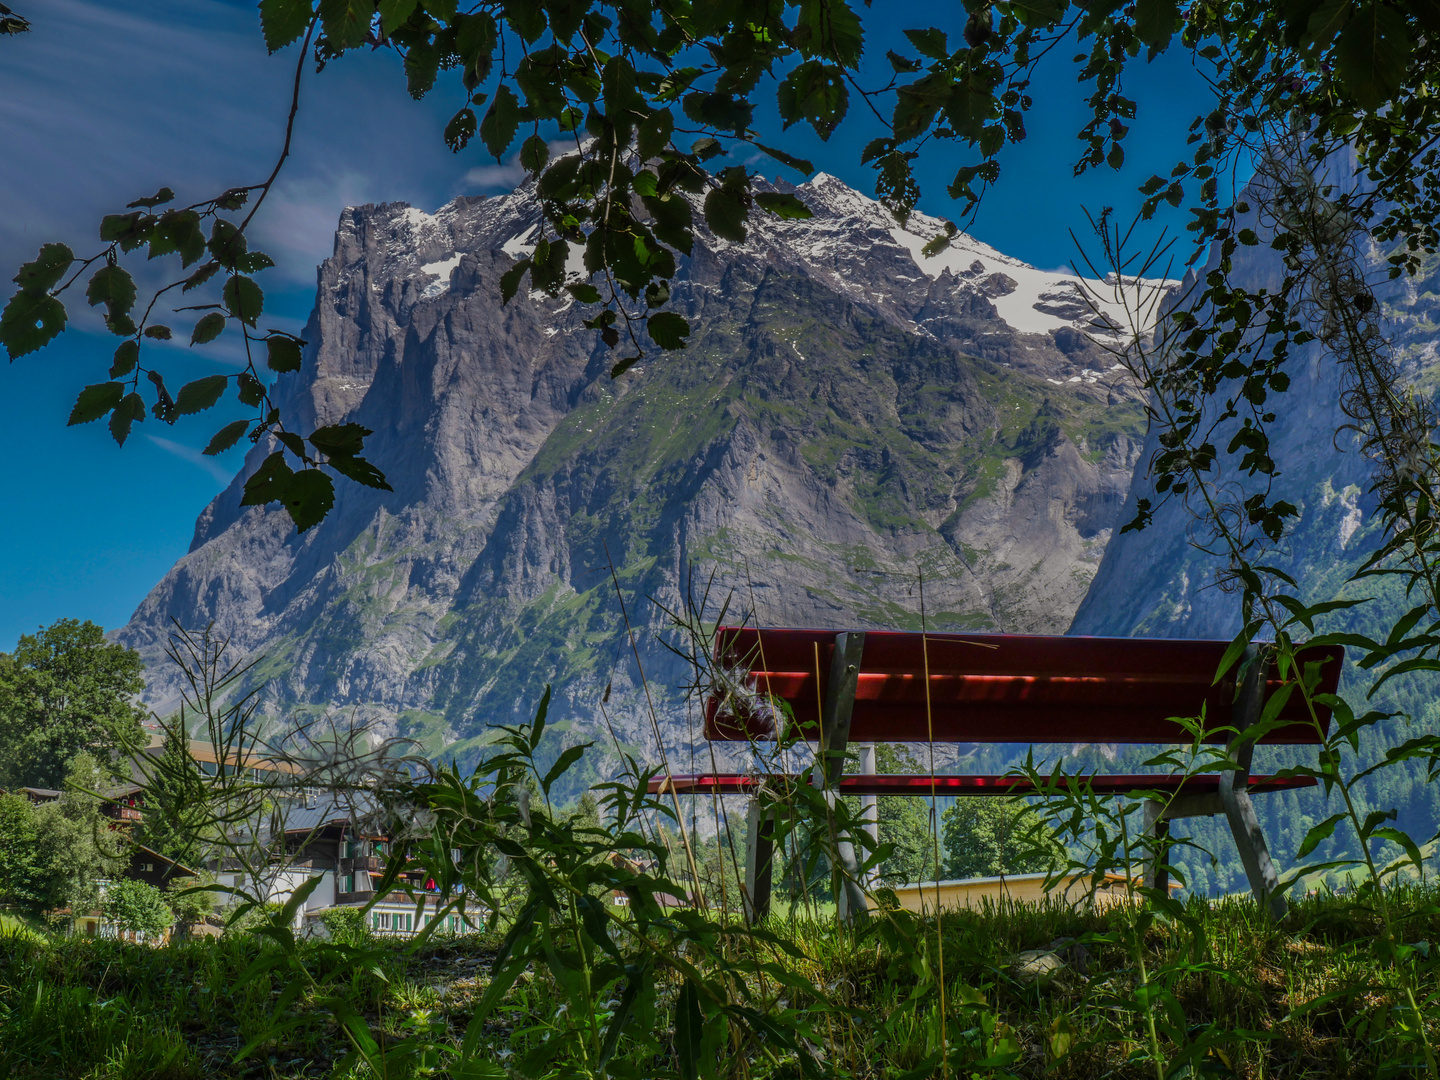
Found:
3,887 -> 1438,1078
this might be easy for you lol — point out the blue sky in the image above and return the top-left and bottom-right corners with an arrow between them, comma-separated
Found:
0,0 -> 1217,650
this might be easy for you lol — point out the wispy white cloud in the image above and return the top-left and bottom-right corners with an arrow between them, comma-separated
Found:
0,0 -> 470,300
144,433 -> 234,486
457,139 -> 578,195
256,169 -> 386,283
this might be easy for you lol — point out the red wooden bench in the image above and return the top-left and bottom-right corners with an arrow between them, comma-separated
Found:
651,627 -> 1345,921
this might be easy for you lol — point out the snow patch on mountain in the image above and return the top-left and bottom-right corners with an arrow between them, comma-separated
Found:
795,172 -> 1173,339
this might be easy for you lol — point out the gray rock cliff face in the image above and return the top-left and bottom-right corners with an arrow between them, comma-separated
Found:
118,172 -> 1157,771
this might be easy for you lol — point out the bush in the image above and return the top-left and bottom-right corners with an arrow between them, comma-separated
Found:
163,875 -> 215,937
319,906 -> 370,946
102,879 -> 172,941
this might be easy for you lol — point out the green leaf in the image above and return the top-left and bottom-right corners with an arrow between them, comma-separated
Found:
702,169 -> 750,243
642,194 -> 694,255
675,980 -> 702,1080
319,0 -> 372,50
776,60 -> 849,141
0,290 -> 66,358
1133,0 -> 1181,48
308,422 -> 370,457
13,242 -> 74,292
499,259 -> 530,304
1334,2 -> 1412,110
566,282 -> 602,304
241,451 -> 295,508
143,324 -> 172,340
646,311 -> 690,350
183,261 -> 221,292
236,251 -> 275,273
175,374 -> 228,416
266,336 -> 303,373
1010,0 -> 1064,24
191,312 -> 226,346
222,276 -> 264,325
444,107 -> 477,152
100,211 -> 145,244
377,0 -> 420,35
541,744 -> 589,794
753,142 -> 814,175
1373,826 -> 1425,873
68,382 -> 124,426
1369,657 -> 1440,696
480,84 -> 520,160
110,340 -> 139,377
259,0 -> 312,52
519,134 -> 549,173
755,192 -> 814,220
85,265 -> 137,317
1295,813 -> 1347,859
529,684 -> 551,751
208,219 -> 247,270
127,187 -> 174,209
326,453 -> 393,491
892,71 -> 951,142
204,419 -> 250,456
109,392 -> 144,446
637,108 -> 674,160
903,27 -> 948,58
237,371 -> 265,406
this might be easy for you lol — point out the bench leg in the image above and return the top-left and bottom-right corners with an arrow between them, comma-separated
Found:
743,798 -> 776,924
1221,646 -> 1286,920
858,742 -> 879,888
816,631 -> 866,788
824,791 -> 870,925
1219,781 -> 1286,920
1141,799 -> 1170,897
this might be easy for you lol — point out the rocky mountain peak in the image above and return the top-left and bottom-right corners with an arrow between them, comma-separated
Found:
121,170 -> 1159,775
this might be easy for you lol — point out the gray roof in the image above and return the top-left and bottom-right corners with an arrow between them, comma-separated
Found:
281,795 -> 383,835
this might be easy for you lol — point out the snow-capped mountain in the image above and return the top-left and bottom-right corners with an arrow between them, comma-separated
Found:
117,170 -> 1159,779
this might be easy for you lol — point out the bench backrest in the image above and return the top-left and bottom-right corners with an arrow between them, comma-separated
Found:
704,627 -> 1344,745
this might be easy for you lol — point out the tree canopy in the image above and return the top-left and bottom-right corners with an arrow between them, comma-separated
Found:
0,619 -> 146,790
3,0 -> 1436,541
941,796 -> 1060,880
103,877 -> 173,940
0,753 -> 127,920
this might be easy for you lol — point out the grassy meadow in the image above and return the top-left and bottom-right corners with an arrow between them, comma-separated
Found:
1,886 -> 1436,1079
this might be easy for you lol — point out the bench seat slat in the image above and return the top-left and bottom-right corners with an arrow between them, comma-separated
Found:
706,627 -> 1344,745
649,773 -> 1318,796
